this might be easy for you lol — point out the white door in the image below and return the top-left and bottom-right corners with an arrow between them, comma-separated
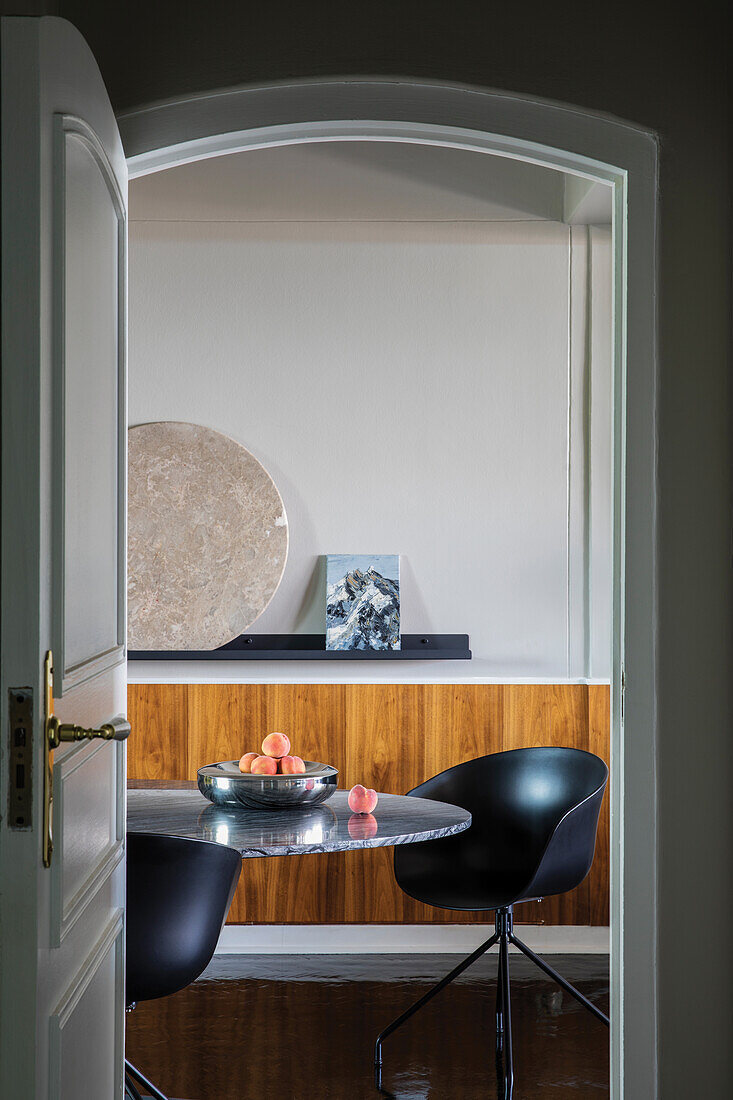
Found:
0,16 -> 128,1099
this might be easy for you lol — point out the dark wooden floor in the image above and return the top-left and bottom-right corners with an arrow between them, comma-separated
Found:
125,953 -> 610,1099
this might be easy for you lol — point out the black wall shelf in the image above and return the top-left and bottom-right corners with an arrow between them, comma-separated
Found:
129,633 -> 471,662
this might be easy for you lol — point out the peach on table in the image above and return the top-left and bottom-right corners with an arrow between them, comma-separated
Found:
348,784 -> 378,814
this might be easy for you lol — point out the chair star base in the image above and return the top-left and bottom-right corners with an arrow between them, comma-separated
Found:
125,1057 -> 170,1100
374,906 -> 609,1097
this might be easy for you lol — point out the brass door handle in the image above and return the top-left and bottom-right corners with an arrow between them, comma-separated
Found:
43,651 -> 131,868
47,715 -> 131,749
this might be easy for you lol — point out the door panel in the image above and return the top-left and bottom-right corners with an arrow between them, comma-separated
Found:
51,739 -> 124,946
0,16 -> 128,1099
49,912 -> 124,1100
56,114 -> 126,692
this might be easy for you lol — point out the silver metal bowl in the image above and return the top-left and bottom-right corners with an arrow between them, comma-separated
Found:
197,759 -> 338,810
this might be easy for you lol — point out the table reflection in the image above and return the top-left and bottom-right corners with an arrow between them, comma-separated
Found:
197,803 -> 338,850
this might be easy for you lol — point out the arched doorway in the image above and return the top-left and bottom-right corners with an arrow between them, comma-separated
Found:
120,79 -> 658,1098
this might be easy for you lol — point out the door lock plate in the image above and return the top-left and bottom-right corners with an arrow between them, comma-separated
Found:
8,688 -> 33,828
44,652 -> 55,866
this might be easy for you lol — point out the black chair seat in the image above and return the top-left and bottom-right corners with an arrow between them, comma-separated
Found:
394,746 -> 607,913
127,831 -> 241,1006
125,832 -> 241,1100
398,859 -> 532,912
376,746 -> 609,1099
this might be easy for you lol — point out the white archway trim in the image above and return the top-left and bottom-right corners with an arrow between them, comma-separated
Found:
119,80 -> 658,1100
125,115 -> 621,184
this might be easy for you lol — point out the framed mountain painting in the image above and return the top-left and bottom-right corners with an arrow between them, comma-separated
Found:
326,554 -> 400,651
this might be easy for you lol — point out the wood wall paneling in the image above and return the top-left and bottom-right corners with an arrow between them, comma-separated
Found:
126,684 -> 189,780
503,684 -> 592,925
187,683 -> 265,777
587,684 -> 611,927
127,683 -> 610,927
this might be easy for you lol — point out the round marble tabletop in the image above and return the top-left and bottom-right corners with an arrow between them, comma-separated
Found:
127,787 -> 471,858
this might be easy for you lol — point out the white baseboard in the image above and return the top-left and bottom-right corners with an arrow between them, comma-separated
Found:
216,924 -> 609,955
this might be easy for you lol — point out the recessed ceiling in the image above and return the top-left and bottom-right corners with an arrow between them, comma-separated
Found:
130,141 -> 612,226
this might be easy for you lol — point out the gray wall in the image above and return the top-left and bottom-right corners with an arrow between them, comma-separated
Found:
21,1 -> 730,1092
128,145 -> 612,678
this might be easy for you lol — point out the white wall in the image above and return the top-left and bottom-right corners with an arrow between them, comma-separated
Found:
128,143 -> 612,680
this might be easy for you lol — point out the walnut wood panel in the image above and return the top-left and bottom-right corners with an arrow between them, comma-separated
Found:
186,683 -> 348,784
127,684 -> 189,781
228,852 -> 346,924
588,684 -> 611,927
502,684 -> 593,925
127,683 -> 610,926
186,682 -> 265,772
423,684 -> 504,781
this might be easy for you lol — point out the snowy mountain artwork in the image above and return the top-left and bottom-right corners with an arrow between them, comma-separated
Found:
326,555 -> 400,651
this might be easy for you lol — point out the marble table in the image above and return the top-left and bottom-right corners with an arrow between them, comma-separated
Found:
127,785 -> 471,858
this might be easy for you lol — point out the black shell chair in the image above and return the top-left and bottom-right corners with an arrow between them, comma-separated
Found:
124,832 -> 241,1100
375,747 -> 609,1098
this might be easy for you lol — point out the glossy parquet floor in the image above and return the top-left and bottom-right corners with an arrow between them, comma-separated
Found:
125,952 -> 609,1099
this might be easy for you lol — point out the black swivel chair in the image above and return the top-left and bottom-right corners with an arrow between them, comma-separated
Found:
125,832 -> 241,1100
375,747 -> 609,1097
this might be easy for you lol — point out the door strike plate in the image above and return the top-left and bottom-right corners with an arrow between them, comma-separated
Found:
8,688 -> 33,828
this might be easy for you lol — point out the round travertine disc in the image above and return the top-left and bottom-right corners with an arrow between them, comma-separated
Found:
128,422 -> 288,650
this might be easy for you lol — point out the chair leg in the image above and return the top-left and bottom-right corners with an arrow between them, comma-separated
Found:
509,932 -> 610,1026
374,929 -> 500,1084
124,1073 -> 144,1100
497,923 -> 514,1099
124,1058 -> 170,1100
494,958 -> 505,1097
495,949 -> 504,1050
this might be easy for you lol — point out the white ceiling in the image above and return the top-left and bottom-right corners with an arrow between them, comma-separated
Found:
130,140 -> 612,225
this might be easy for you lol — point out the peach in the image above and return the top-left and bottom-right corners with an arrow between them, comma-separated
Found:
279,755 -> 306,775
250,755 -> 278,775
261,732 -> 291,759
238,752 -> 258,773
348,784 -> 378,814
348,813 -> 378,840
